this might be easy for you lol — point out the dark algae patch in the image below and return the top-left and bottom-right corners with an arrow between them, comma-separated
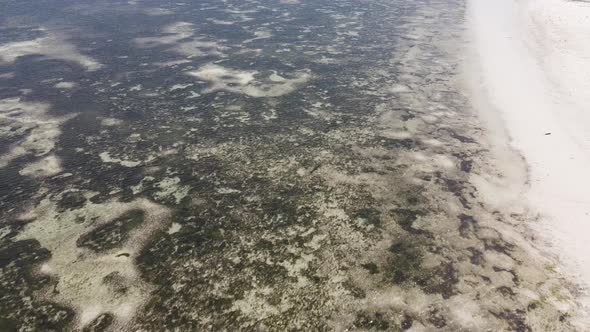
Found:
82,313 -> 114,332
76,210 -> 145,252
0,0 -> 584,330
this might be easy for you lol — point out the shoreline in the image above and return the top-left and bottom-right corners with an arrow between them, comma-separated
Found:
466,0 -> 590,320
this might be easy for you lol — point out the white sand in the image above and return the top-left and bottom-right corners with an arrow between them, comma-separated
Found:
467,0 -> 590,313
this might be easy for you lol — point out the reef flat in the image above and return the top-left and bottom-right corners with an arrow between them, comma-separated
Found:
0,0 -> 584,330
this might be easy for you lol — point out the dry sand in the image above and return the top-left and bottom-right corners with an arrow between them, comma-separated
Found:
467,0 -> 590,318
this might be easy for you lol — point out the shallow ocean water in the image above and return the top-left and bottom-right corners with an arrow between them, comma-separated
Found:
0,0 -> 583,330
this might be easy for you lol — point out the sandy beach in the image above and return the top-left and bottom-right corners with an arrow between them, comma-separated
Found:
468,0 -> 590,319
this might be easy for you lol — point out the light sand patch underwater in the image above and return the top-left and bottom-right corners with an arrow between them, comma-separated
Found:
154,177 -> 190,204
100,117 -> 124,127
243,29 -> 273,44
0,30 -> 102,71
54,81 -> 77,89
16,195 -> 171,329
18,154 -> 62,178
0,97 -> 75,177
99,152 -> 142,168
134,22 -> 226,58
188,64 -> 310,97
